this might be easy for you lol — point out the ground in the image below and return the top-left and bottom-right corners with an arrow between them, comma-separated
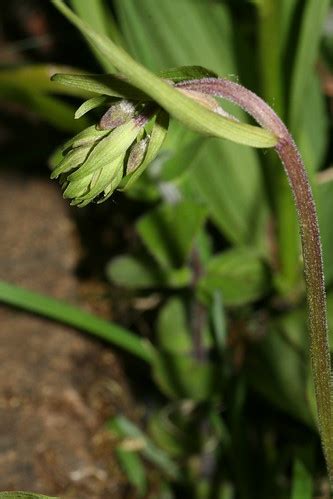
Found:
0,172 -> 143,498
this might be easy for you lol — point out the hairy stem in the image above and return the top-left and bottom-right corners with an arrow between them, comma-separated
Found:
178,77 -> 333,481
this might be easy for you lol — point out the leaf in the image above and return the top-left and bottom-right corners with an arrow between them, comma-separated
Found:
109,416 -> 180,480
0,64 -> 91,98
52,0 -> 277,148
51,73 -> 147,100
297,74 -> 328,174
158,65 -> 218,82
70,0 -> 116,72
115,0 -> 270,246
157,298 -> 191,353
0,281 -> 153,363
185,139 -> 269,245
137,200 -> 207,269
75,95 -> 108,119
317,172 -> 333,285
157,297 -> 212,354
149,409 -> 188,459
116,448 -> 147,497
148,404 -> 202,458
159,136 -> 204,182
106,255 -> 192,289
246,316 -> 313,426
289,0 -> 330,135
199,248 -> 270,306
280,0 -> 299,53
290,459 -> 313,499
152,352 -> 219,400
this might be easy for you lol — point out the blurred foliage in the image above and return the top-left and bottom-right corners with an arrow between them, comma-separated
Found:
1,0 -> 333,498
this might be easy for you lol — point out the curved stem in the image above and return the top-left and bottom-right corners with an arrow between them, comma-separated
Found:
178,77 -> 333,482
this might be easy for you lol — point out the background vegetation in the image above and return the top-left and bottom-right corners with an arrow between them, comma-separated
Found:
1,0 -> 333,497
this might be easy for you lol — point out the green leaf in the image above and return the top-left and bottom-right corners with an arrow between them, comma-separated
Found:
280,0 -> 299,53
52,0 -> 277,148
109,416 -> 180,480
297,74 -> 328,174
116,448 -> 147,497
157,298 -> 191,353
75,94 -> 108,119
0,280 -> 153,363
115,0 -> 269,245
290,459 -> 313,499
148,403 -> 202,458
289,0 -> 330,135
158,65 -> 218,82
137,200 -> 207,269
246,316 -> 313,426
106,255 -> 192,289
149,409 -> 187,459
0,64 -> 91,98
51,73 -> 147,99
159,136 -> 204,182
317,172 -> 333,285
152,352 -> 219,400
157,297 -> 212,354
199,248 -> 270,306
185,140 -> 269,245
70,0 -> 116,72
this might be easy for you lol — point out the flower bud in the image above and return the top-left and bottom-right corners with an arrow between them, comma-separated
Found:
51,97 -> 168,207
126,136 -> 149,174
99,99 -> 136,129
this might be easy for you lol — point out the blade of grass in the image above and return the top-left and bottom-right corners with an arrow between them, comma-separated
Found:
289,0 -> 330,135
290,459 -> 313,499
0,280 -> 153,363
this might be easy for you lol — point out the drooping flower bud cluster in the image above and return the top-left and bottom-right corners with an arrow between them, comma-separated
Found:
51,66 -> 235,207
51,99 -> 155,207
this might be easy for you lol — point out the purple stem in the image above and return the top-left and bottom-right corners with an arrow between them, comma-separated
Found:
177,78 -> 333,481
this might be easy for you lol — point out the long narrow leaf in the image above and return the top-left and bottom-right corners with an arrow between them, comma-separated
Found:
289,0 -> 330,134
70,0 -> 115,72
0,281 -> 153,363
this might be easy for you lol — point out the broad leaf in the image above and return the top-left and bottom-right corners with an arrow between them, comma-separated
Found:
199,248 -> 270,305
106,255 -> 191,289
152,352 -> 219,400
137,200 -> 207,269
157,297 -> 212,353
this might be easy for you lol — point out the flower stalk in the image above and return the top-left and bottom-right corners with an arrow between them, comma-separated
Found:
177,77 -> 333,479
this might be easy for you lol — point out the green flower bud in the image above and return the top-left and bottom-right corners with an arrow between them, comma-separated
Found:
52,119 -> 142,207
51,95 -> 168,207
126,136 -> 149,174
99,99 -> 136,129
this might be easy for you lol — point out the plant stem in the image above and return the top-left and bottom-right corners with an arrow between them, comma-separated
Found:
177,77 -> 333,482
